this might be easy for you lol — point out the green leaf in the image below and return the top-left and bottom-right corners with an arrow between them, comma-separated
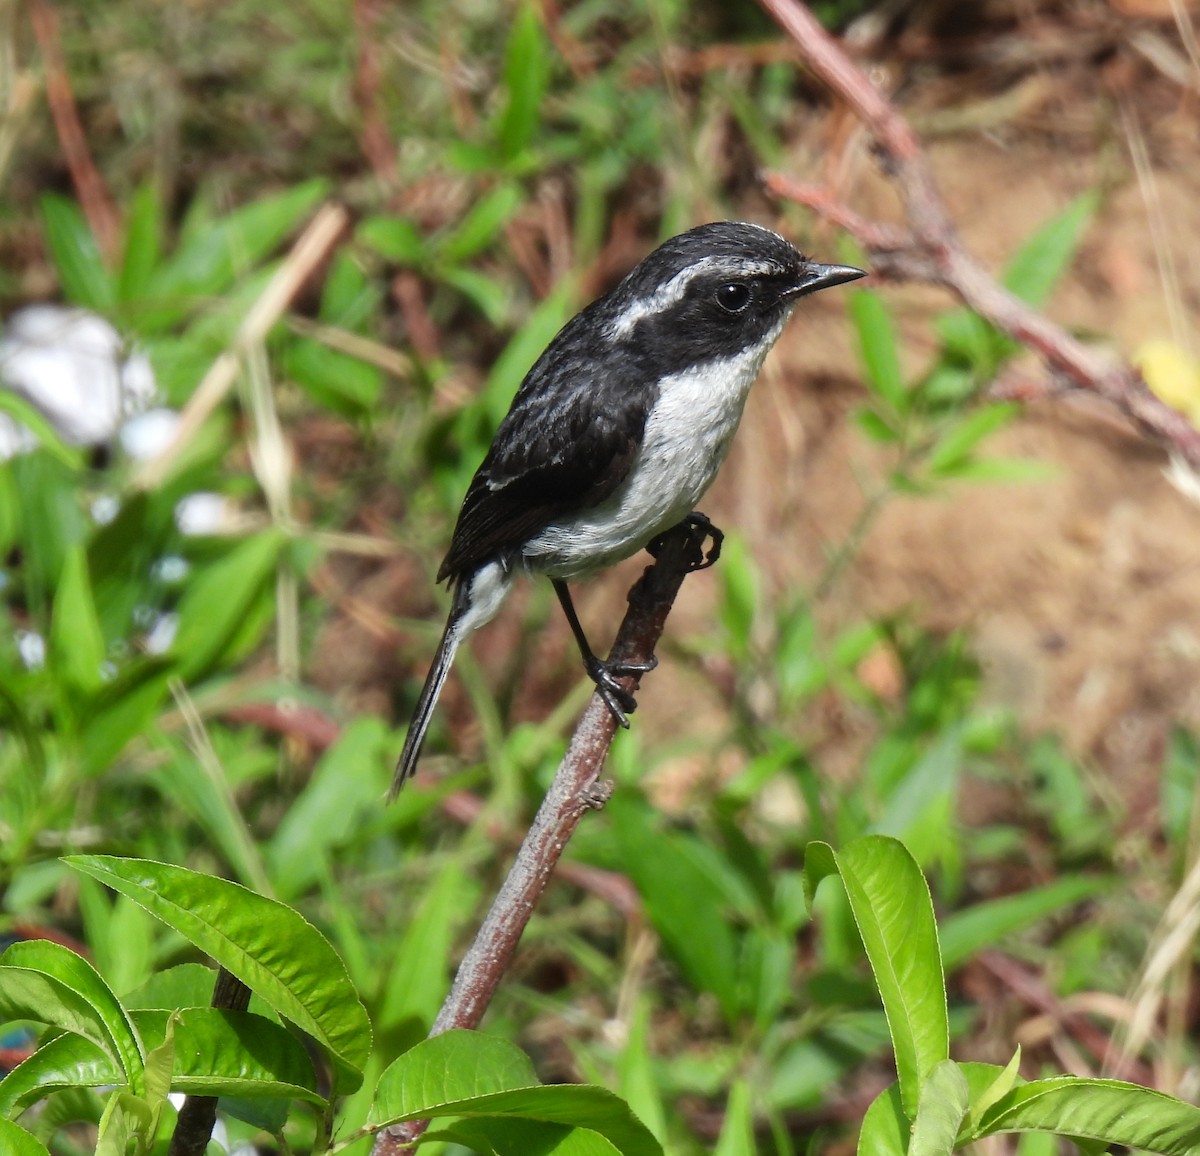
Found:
145,179 -> 327,328
611,799 -> 740,1021
910,1060 -> 969,1156
804,836 -> 948,1120
170,529 -> 284,681
0,1119 -> 51,1156
281,339 -> 382,418
356,215 -> 428,264
964,1051 -> 1022,1136
118,181 -> 164,308
936,309 -> 999,371
850,291 -> 906,410
979,1077 -> 1200,1154
49,546 -> 107,701
440,266 -> 511,327
714,1079 -> 755,1156
77,660 -> 173,778
64,855 -> 371,1095
856,407 -> 900,443
440,183 -> 523,263
939,877 -> 1107,969
369,1031 -> 661,1156
1002,192 -> 1097,308
495,3 -> 550,161
0,939 -> 145,1092
856,1082 -> 908,1156
927,403 -> 1019,474
377,858 -> 474,1034
268,717 -> 390,901
0,392 -> 85,470
95,1089 -> 149,1156
40,195 -> 115,311
132,1008 -> 322,1103
0,1033 -> 121,1118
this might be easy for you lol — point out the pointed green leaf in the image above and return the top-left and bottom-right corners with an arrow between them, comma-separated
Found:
927,404 -> 1019,474
64,855 -> 370,1094
714,1079 -> 755,1156
495,3 -> 549,161
857,1083 -> 907,1156
145,180 -> 327,326
95,1090 -> 150,1156
803,837 -> 948,1119
0,1119 -> 51,1156
939,877 -> 1106,969
431,1117 -> 620,1155
964,1050 -> 1022,1136
850,291 -> 906,410
356,216 -> 427,263
0,1034 -> 121,1117
979,1077 -> 1200,1154
439,184 -> 523,263
132,1008 -> 322,1103
170,529 -> 284,681
910,1060 -> 969,1156
49,546 -> 107,700
118,181 -> 164,308
0,940 -> 144,1091
1002,193 -> 1097,308
370,1032 -> 660,1156
0,392 -> 84,469
39,195 -> 115,311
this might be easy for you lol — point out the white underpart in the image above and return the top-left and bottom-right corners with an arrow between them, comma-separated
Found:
454,558 -> 517,637
607,254 -> 782,340
522,310 -> 792,579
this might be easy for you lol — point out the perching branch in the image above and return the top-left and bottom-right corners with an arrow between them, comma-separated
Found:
168,969 -> 252,1156
369,517 -> 715,1156
755,0 -> 1200,471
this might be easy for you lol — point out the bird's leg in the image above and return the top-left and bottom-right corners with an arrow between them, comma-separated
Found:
647,510 -> 724,571
551,579 -> 657,727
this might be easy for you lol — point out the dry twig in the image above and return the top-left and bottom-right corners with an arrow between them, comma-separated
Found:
755,0 -> 1200,471
370,519 -> 715,1155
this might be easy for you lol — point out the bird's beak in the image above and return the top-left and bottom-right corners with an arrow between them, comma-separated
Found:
786,262 -> 867,298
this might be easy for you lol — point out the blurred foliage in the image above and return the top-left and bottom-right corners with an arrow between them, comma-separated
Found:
0,1 -> 1195,1154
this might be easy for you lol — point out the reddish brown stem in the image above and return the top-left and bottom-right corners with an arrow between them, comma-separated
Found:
28,0 -> 121,263
369,519 -> 713,1155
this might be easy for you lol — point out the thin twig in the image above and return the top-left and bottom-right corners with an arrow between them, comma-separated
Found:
370,519 -> 715,1155
28,0 -> 121,261
755,0 -> 1200,472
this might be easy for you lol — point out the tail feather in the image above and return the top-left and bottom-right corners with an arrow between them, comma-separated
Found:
390,563 -> 513,799
389,592 -> 466,799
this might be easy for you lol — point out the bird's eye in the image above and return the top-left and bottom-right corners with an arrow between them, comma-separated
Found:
715,283 -> 751,314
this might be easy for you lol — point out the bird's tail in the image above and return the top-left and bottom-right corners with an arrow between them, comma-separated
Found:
388,582 -> 469,799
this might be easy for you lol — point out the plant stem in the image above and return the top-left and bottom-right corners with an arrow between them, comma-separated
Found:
370,518 -> 714,1155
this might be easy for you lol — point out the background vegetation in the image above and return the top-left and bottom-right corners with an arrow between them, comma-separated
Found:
2,0 -> 1199,1152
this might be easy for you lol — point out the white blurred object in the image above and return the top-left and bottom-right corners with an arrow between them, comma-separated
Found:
142,612 -> 179,655
15,630 -> 45,670
120,406 -> 182,461
1166,454 -> 1200,507
175,491 -> 232,536
0,304 -> 156,452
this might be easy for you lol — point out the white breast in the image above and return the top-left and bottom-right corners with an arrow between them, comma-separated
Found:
521,320 -> 787,579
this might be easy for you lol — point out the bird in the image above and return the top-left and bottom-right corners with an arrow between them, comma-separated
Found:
391,220 -> 864,796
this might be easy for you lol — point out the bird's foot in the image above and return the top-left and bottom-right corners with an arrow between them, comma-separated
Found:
585,653 -> 658,727
647,511 -> 724,572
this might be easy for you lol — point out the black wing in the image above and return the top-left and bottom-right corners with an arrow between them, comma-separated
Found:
437,334 -> 651,583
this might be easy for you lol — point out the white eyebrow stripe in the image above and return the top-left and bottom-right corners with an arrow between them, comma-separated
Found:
607,255 -> 782,339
